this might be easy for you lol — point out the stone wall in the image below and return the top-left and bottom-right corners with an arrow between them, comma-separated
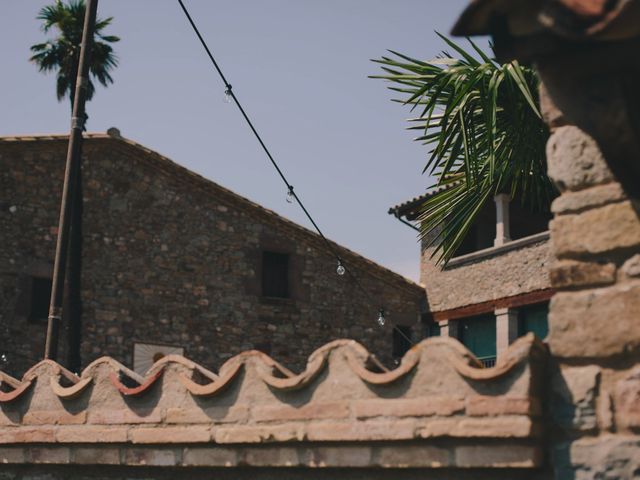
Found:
0,336 -> 550,478
0,134 -> 424,377
421,235 -> 552,313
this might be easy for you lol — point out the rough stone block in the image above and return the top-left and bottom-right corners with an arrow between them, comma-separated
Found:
614,366 -> 640,431
352,397 -> 464,419
550,365 -> 600,432
214,423 -> 305,444
455,444 -> 542,468
305,420 -> 416,442
129,426 -> 211,444
554,435 -> 640,480
305,446 -> 372,467
374,445 -> 450,468
416,416 -> 537,438
27,447 -> 70,464
0,447 -> 25,464
183,447 -> 238,467
73,447 -> 120,465
546,125 -> 614,191
552,183 -> 626,214
550,201 -> 640,258
548,283 -> 640,358
55,426 -> 128,443
23,411 -> 86,426
550,259 -> 616,288
0,427 -> 55,444
251,402 -> 349,422
241,447 -> 299,467
123,448 -> 177,466
622,254 -> 640,278
465,396 -> 541,417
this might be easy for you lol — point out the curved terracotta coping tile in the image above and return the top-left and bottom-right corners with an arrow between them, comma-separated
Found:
146,354 -> 219,380
347,348 -> 420,384
109,369 -> 164,396
0,380 -> 33,403
0,371 -> 22,389
50,376 -> 93,400
179,360 -> 243,397
259,353 -> 326,391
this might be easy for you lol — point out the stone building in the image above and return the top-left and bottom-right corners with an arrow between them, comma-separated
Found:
390,190 -> 553,365
0,131 -> 424,377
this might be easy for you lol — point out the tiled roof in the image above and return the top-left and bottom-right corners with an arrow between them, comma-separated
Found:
0,335 -> 546,469
0,131 -> 422,293
388,184 -> 455,221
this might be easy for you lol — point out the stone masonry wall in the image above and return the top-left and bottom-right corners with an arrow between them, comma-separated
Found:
0,134 -> 423,377
420,237 -> 552,313
540,74 -> 640,478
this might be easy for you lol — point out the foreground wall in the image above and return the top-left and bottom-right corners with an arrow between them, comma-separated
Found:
0,337 -> 548,478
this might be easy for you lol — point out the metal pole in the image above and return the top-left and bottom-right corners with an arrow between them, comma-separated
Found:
44,0 -> 98,360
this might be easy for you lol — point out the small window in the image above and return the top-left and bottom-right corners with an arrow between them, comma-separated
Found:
262,251 -> 289,298
392,325 -> 413,359
29,277 -> 52,322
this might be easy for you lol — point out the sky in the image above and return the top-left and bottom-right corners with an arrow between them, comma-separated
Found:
1,1 -> 488,282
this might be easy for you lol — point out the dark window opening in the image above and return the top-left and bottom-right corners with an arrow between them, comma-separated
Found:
393,325 -> 413,359
262,251 -> 289,298
510,200 -> 553,240
457,314 -> 496,365
29,277 -> 52,323
451,202 -> 495,257
518,302 -> 549,340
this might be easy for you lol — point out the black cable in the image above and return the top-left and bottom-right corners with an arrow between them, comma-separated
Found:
176,0 -> 414,348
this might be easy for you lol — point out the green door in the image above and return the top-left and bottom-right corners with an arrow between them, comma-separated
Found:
519,302 -> 549,340
458,314 -> 496,360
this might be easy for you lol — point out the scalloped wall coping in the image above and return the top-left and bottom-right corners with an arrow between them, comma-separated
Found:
0,336 -> 546,450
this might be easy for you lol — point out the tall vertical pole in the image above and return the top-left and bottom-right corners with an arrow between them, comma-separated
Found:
44,0 -> 99,360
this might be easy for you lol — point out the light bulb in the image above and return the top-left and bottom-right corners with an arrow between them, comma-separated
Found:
377,309 -> 386,327
0,353 -> 7,364
224,86 -> 233,103
286,187 -> 294,204
336,260 -> 345,276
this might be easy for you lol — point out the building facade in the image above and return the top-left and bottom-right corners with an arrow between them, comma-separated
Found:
0,131 -> 424,377
390,190 -> 554,366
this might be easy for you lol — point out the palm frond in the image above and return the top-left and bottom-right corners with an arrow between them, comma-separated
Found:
372,35 -> 555,265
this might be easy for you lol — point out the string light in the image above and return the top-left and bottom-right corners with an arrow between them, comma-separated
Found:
0,353 -> 7,364
224,85 -> 233,103
177,0 -> 418,346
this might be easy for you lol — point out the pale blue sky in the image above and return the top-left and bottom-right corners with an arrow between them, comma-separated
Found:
1,1 -> 487,281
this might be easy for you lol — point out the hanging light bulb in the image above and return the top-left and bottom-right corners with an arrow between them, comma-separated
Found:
224,85 -> 233,103
377,308 -> 386,327
286,186 -> 294,204
0,353 -> 7,364
336,259 -> 345,276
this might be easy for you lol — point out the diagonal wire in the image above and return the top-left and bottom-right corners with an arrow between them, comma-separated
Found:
176,0 -> 414,348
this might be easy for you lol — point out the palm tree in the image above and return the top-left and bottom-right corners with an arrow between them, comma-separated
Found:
30,0 -> 119,110
29,0 -> 118,372
372,35 -> 555,265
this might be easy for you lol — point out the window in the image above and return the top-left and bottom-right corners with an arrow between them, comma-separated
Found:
262,251 -> 289,298
393,325 -> 413,359
458,314 -> 496,366
29,277 -> 52,322
519,302 -> 549,340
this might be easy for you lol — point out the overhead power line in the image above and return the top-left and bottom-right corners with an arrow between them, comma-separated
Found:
176,0 -> 414,348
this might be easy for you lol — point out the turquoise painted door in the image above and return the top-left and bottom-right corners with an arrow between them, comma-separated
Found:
458,314 -> 496,360
519,303 -> 549,340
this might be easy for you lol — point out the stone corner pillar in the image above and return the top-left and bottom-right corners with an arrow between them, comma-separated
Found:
495,307 -> 518,357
